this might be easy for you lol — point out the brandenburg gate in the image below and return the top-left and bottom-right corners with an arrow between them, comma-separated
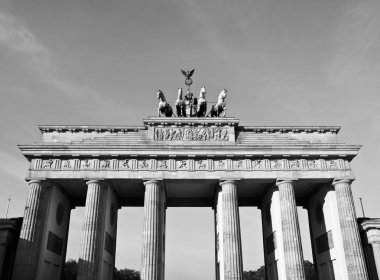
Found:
11,83 -> 370,280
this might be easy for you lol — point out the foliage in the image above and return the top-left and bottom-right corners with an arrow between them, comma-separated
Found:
62,260 -> 141,280
243,260 -> 316,280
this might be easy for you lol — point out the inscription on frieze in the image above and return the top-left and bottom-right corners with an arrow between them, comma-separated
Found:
154,127 -> 229,141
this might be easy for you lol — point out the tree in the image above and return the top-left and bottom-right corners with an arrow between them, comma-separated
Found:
243,260 -> 316,280
62,260 -> 141,280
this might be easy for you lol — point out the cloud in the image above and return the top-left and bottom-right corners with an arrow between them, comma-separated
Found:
0,12 -> 98,98
328,0 -> 380,89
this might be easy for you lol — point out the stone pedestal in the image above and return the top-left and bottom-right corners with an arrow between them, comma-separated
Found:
215,180 -> 243,280
141,180 -> 166,280
333,179 -> 369,280
77,180 -> 119,280
359,219 -> 380,279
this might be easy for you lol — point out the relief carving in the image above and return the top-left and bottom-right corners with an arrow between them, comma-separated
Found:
139,160 -> 150,169
272,160 -> 282,169
328,160 -> 338,169
100,160 -> 111,169
120,159 -> 131,169
154,127 -> 229,141
158,160 -> 169,169
195,160 -> 206,169
215,160 -> 225,169
253,160 -> 263,169
234,160 -> 244,169
81,160 -> 92,169
290,160 -> 300,169
177,160 -> 188,169
308,160 -> 318,169
62,160 -> 72,169
42,159 -> 54,169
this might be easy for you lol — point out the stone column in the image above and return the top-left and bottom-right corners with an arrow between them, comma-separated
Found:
333,179 -> 369,279
365,228 -> 380,278
77,180 -> 108,280
276,179 -> 306,280
141,180 -> 166,280
12,180 -> 48,280
215,180 -> 243,280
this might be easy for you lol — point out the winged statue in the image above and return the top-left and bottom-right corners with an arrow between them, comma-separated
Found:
181,69 -> 195,79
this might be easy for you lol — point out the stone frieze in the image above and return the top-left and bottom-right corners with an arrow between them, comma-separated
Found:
32,158 -> 349,172
154,127 -> 229,141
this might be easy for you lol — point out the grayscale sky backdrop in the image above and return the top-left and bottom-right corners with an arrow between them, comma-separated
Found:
1,0 -> 380,279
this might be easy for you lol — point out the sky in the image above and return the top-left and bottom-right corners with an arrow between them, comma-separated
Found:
1,0 -> 380,279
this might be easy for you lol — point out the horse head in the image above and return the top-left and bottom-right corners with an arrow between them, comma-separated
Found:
218,89 -> 227,102
199,86 -> 206,100
157,90 -> 166,102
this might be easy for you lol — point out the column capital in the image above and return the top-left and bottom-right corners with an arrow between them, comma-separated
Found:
332,178 -> 354,186
27,179 -> 45,185
219,179 -> 240,186
86,179 -> 105,186
143,179 -> 163,186
276,179 -> 295,186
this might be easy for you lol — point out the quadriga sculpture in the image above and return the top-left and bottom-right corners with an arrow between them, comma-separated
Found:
175,88 -> 186,117
197,86 -> 207,117
157,90 -> 173,117
210,89 -> 227,117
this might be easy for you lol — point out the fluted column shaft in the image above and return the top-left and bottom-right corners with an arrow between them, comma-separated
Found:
333,179 -> 369,279
277,180 -> 305,280
141,180 -> 166,280
12,180 -> 47,280
77,180 -> 108,280
220,180 -> 243,280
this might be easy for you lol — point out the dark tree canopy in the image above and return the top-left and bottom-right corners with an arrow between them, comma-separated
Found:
62,260 -> 141,280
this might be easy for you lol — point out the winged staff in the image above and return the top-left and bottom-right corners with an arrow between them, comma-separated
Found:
156,69 -> 227,118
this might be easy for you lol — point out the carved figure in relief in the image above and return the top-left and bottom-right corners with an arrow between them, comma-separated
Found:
175,88 -> 186,117
121,159 -> 131,169
197,86 -> 207,117
210,89 -> 227,117
196,160 -> 206,169
42,159 -> 54,169
159,160 -> 168,169
216,160 -> 225,168
309,160 -> 317,169
272,160 -> 281,169
329,160 -> 337,169
178,160 -> 187,169
83,160 -> 91,168
253,160 -> 263,169
62,160 -> 72,168
290,160 -> 300,168
140,160 -> 149,169
101,160 -> 111,169
157,90 -> 173,117
235,160 -> 244,169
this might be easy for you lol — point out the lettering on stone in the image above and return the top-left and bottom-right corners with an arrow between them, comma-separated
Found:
46,231 -> 63,256
119,159 -> 131,169
42,159 -> 54,169
100,160 -> 111,169
154,127 -> 229,141
316,231 -> 334,254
